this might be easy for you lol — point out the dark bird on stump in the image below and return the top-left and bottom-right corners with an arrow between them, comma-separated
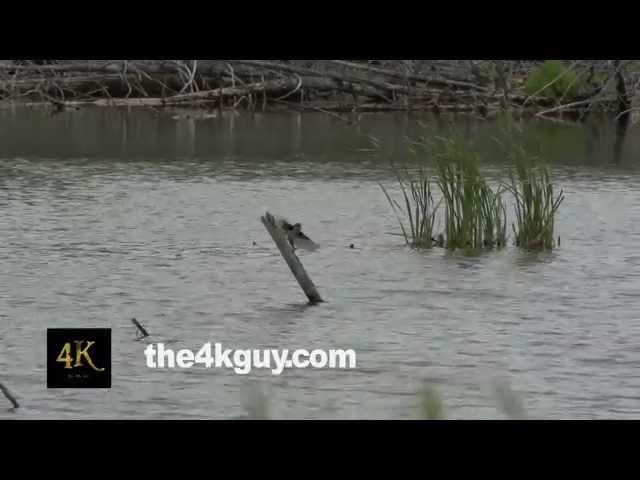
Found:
276,218 -> 319,251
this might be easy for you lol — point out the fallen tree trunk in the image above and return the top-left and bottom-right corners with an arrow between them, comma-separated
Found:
10,76 -> 394,108
326,59 -> 491,92
0,61 -> 257,78
165,76 -> 389,103
535,97 -> 617,118
227,60 -> 408,98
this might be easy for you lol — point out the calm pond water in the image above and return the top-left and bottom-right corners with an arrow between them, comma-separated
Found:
1,107 -> 640,419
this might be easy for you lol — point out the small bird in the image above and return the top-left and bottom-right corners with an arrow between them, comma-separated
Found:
277,219 -> 318,251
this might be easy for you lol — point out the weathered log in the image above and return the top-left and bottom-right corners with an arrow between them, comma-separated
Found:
260,212 -> 323,305
326,60 -> 491,93
0,62 -> 126,73
23,77 -> 393,108
535,97 -> 616,118
227,60 -> 405,99
300,76 -> 389,99
0,73 -> 196,100
0,73 -> 127,89
0,61 -> 240,77
169,75 -> 386,103
0,79 -> 298,107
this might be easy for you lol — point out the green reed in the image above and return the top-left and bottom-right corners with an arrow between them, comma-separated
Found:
380,166 -> 441,248
418,384 -> 446,420
478,182 -> 508,249
417,382 -> 527,420
381,123 -> 563,252
503,142 -> 564,250
428,135 -> 507,250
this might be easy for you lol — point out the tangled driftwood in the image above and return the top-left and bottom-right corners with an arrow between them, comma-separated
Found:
0,60 -> 636,122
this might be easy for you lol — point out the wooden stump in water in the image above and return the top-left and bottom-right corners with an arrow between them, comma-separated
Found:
260,212 -> 324,304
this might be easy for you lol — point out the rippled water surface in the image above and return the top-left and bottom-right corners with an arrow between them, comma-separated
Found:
1,107 -> 640,419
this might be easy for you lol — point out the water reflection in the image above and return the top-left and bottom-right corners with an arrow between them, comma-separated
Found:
0,107 -> 639,174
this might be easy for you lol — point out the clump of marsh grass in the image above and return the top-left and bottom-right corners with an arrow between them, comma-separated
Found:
492,380 -> 527,420
381,123 -> 564,252
416,382 -> 528,420
379,166 -> 441,249
418,384 -> 446,420
243,385 -> 270,420
426,135 -> 507,250
501,141 -> 564,250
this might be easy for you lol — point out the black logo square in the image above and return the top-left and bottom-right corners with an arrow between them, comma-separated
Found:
47,328 -> 111,388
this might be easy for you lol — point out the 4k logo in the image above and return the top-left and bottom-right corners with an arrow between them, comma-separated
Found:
56,341 -> 105,371
47,329 -> 111,388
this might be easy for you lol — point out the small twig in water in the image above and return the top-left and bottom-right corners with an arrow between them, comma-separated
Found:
131,318 -> 150,339
0,381 -> 19,409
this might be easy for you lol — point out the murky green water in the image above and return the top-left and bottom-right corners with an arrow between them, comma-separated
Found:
1,107 -> 640,419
